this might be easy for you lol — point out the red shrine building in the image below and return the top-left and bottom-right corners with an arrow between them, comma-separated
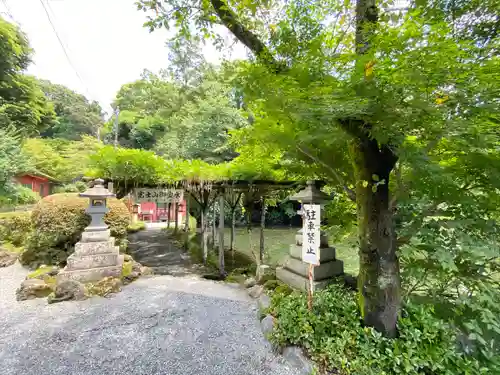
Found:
15,171 -> 58,198
136,200 -> 187,223
128,187 -> 187,223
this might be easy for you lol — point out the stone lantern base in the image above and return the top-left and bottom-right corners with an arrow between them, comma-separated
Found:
57,229 -> 124,284
276,229 -> 344,291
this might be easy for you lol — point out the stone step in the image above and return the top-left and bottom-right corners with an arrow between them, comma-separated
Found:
66,253 -> 120,270
289,245 -> 336,263
81,229 -> 111,243
57,263 -> 123,284
276,267 -> 334,292
282,257 -> 344,281
74,238 -> 116,256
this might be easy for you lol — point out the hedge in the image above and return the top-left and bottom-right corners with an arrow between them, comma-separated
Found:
0,211 -> 32,246
20,193 -> 130,268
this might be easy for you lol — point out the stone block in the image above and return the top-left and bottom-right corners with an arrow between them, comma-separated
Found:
248,284 -> 264,298
66,253 -> 120,270
282,346 -> 315,375
289,245 -> 336,263
57,264 -> 123,284
276,267 -> 335,292
283,257 -> 343,281
74,238 -> 116,256
261,314 -> 274,339
81,229 -> 111,243
256,264 -> 275,283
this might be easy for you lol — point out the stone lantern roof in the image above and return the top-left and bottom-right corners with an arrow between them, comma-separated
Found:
79,178 -> 115,199
289,180 -> 330,204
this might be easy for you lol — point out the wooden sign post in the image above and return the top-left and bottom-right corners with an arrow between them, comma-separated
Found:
302,203 -> 321,310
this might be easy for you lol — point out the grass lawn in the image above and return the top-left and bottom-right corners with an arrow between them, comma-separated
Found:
221,227 -> 359,275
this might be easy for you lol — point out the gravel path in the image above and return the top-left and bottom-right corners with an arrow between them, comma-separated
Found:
127,228 -> 196,276
0,263 -> 297,375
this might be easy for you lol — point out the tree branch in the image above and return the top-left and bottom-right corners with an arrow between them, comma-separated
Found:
296,144 -> 356,202
209,0 -> 285,72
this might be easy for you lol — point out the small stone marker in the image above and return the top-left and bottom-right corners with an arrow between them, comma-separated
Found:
57,178 -> 124,284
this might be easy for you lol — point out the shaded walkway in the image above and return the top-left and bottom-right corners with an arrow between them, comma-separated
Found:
127,228 -> 197,277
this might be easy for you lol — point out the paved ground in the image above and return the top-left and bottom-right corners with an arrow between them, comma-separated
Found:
0,229 -> 298,375
127,228 -> 196,276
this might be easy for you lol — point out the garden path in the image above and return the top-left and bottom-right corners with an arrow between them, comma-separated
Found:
127,227 -> 197,276
0,259 -> 298,375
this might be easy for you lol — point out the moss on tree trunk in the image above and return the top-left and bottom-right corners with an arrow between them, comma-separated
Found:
351,136 -> 400,338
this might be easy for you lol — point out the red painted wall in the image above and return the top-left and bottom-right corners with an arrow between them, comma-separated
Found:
15,175 -> 52,197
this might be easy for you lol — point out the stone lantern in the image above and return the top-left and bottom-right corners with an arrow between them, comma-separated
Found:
276,181 -> 344,291
57,178 -> 124,284
80,178 -> 115,231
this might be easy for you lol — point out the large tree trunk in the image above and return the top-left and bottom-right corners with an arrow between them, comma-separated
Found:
351,136 -> 400,338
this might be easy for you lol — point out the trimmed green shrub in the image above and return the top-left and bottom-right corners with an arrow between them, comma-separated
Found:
0,211 -> 32,246
127,221 -> 146,233
269,283 -> 495,374
20,193 -> 130,268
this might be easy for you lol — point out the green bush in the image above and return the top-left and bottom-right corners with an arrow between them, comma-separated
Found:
53,181 -> 87,193
127,221 -> 146,233
0,211 -> 32,246
269,283 -> 495,374
20,193 -> 130,268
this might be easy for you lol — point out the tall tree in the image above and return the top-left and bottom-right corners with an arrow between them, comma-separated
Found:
138,0 -> 500,337
39,80 -> 104,140
0,17 -> 55,136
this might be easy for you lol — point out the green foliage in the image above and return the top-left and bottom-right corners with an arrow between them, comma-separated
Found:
87,145 -> 290,198
21,193 -> 129,268
127,221 -> 146,233
137,0 -> 500,337
38,79 -> 104,140
270,284 -> 495,374
53,181 -> 87,193
0,17 -> 55,135
22,136 -> 102,182
0,127 -> 31,204
0,211 -> 31,246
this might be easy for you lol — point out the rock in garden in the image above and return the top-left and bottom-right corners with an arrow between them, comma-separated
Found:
86,277 -> 122,297
248,284 -> 264,298
260,314 -> 274,339
16,279 -> 53,301
258,294 -> 271,311
256,264 -> 275,284
244,277 -> 257,288
0,250 -> 17,268
122,271 -> 140,285
140,266 -> 153,276
132,261 -> 142,273
282,346 -> 315,375
48,280 -> 86,304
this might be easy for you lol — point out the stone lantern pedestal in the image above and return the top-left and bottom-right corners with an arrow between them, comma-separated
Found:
276,181 -> 344,291
57,179 -> 124,284
276,229 -> 344,291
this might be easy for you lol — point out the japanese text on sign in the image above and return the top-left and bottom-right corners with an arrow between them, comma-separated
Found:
302,204 -> 321,265
134,189 -> 184,203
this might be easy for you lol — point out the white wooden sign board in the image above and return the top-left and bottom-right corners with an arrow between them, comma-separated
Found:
134,188 -> 184,203
302,204 -> 321,265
